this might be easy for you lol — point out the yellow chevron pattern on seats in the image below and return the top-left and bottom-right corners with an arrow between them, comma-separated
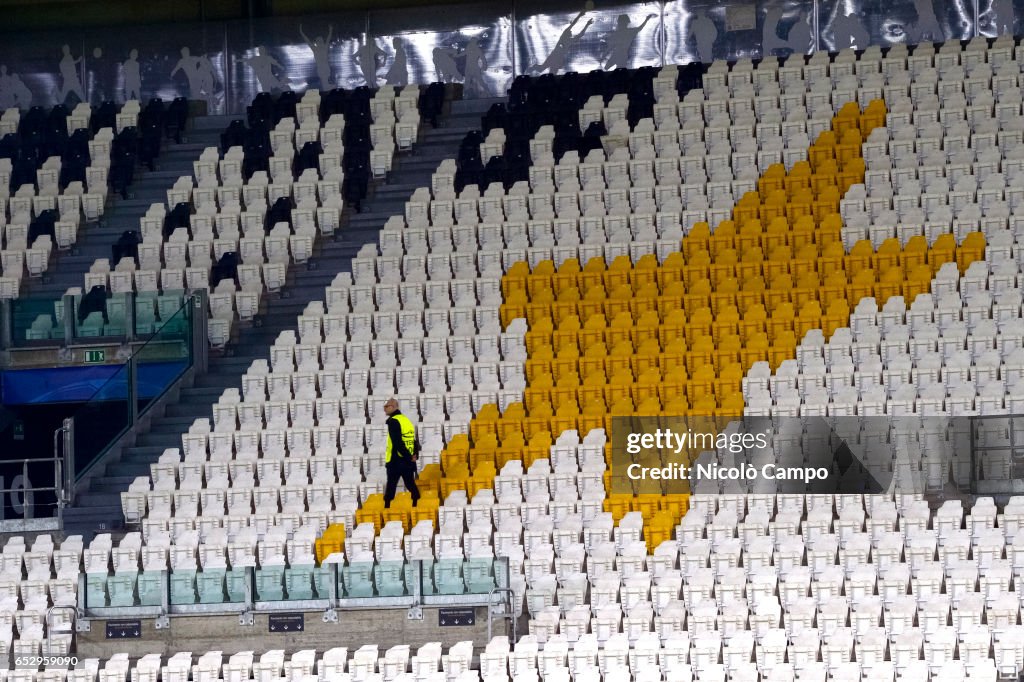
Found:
342,99 -> 990,550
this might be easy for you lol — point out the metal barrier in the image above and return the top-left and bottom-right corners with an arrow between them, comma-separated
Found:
0,453 -> 67,530
77,558 -> 511,629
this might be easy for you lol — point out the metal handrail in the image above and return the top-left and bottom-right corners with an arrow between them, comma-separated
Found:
486,587 -> 516,642
44,605 -> 77,658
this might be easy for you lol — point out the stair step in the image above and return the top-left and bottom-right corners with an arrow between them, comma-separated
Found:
122,446 -> 174,462
91,476 -> 139,490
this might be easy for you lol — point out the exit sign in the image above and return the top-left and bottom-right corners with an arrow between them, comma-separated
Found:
84,349 -> 105,363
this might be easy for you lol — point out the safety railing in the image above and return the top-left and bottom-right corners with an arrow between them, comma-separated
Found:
79,558 -> 510,621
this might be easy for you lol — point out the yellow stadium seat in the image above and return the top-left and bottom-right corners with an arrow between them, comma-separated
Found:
685,222 -> 711,258
502,261 -> 531,296
496,431 -> 527,469
553,258 -> 582,294
958,232 -> 986,270
634,337 -> 662,372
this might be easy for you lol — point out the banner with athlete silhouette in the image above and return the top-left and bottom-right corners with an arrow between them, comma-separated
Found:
0,0 -> 1010,114
514,0 -> 664,77
976,0 -> 1023,37
368,2 -> 514,99
815,0 -> 973,50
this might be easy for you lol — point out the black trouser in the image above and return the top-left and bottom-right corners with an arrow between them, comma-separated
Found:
383,456 -> 419,508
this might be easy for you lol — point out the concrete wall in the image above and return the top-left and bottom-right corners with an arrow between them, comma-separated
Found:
77,606 -> 520,660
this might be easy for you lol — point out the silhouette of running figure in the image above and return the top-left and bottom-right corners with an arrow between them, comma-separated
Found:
532,11 -> 594,74
762,9 -> 788,56
385,37 -> 409,87
245,46 -> 285,93
300,23 -> 334,89
908,0 -> 942,43
604,14 -> 657,70
56,44 -> 86,105
0,66 -> 32,109
433,46 -> 460,83
690,12 -> 719,64
787,13 -> 813,55
356,38 -> 385,88
832,13 -> 869,50
462,38 -> 488,96
123,49 -> 142,101
171,47 -> 202,99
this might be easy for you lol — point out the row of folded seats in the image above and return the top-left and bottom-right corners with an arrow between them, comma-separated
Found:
23,286 -> 187,340
230,86 -> 422,206
6,643 -> 481,681
72,494 -> 1024,681
454,65 -> 705,192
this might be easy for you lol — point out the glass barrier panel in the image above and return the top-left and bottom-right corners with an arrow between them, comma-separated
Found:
340,560 -> 376,598
85,572 -> 110,609
195,566 -> 231,604
283,562 -> 319,601
312,564 -> 334,600
169,569 -> 200,606
254,564 -> 288,602
134,292 -> 192,416
72,292 -> 194,482
73,290 -> 130,341
107,571 -> 142,608
71,361 -> 131,479
138,571 -> 165,607
151,290 -> 189,339
372,559 -> 410,598
225,567 -> 250,603
10,295 -> 64,346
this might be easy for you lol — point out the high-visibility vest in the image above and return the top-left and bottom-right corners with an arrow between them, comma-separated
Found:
385,413 -> 416,464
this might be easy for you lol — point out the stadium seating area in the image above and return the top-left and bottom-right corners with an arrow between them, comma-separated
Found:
0,100 -> 146,301
76,86 -> 422,348
4,97 -> 189,340
10,23 -> 1024,682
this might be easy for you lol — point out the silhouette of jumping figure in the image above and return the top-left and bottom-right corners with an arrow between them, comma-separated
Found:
356,38 -> 385,88
171,47 -> 202,98
245,46 -> 286,93
532,11 -> 594,75
123,49 -> 142,101
385,37 -> 409,87
300,23 -> 334,89
56,44 -> 86,105
690,12 -> 719,64
604,14 -> 657,71
0,66 -> 32,110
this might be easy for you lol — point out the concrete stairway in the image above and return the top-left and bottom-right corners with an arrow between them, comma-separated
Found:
64,96 -> 502,536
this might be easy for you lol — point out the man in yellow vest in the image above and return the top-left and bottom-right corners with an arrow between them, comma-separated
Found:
383,397 -> 420,508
